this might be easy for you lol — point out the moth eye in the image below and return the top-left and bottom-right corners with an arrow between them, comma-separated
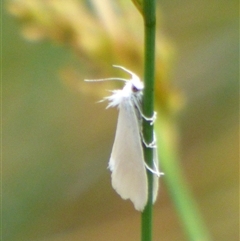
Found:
132,85 -> 139,92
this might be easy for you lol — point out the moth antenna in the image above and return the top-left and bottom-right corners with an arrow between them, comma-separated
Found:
113,65 -> 138,78
84,77 -> 128,82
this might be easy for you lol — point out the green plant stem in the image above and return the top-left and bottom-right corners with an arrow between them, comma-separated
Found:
139,1 -> 211,240
141,1 -> 156,241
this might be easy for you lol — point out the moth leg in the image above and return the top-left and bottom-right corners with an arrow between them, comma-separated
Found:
133,98 -> 157,125
142,112 -> 157,125
144,162 -> 163,177
142,111 -> 157,125
141,132 -> 157,148
144,157 -> 164,177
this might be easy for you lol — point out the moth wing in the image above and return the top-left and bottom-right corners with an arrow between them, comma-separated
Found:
152,146 -> 159,203
109,100 -> 148,211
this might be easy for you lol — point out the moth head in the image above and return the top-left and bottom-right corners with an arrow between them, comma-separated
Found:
106,66 -> 144,106
112,65 -> 144,94
85,65 -> 144,102
131,75 -> 144,93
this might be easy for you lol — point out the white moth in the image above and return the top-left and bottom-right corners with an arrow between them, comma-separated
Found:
85,65 -> 162,211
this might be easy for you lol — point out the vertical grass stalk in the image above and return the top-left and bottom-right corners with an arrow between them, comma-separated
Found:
141,0 -> 156,241
139,1 -> 211,240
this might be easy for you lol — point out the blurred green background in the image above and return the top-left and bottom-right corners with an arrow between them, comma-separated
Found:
3,0 -> 239,241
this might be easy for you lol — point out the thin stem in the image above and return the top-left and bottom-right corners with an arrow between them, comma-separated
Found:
141,0 -> 156,241
139,1 -> 211,240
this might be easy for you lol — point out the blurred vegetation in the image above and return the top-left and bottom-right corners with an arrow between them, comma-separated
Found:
3,0 -> 239,241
